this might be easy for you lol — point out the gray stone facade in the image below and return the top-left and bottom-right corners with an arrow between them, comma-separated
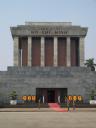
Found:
0,67 -> 96,103
0,22 -> 95,104
11,22 -> 88,37
11,22 -> 88,67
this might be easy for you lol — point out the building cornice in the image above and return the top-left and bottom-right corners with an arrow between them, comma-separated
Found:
10,22 -> 88,37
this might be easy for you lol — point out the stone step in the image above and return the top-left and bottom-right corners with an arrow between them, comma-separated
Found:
7,66 -> 91,73
0,67 -> 93,78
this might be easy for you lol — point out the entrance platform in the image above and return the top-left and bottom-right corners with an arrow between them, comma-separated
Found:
0,108 -> 96,112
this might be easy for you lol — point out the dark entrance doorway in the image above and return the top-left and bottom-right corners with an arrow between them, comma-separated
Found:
36,88 -> 67,103
47,89 -> 55,103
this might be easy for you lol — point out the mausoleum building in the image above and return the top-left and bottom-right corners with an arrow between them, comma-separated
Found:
11,22 -> 87,67
0,22 -> 96,104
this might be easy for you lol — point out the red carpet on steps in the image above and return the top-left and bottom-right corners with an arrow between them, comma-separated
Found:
48,103 -> 67,112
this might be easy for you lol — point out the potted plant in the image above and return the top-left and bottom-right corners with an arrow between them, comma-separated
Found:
9,91 -> 18,105
89,90 -> 96,104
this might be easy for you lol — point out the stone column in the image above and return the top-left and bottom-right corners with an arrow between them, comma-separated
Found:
28,36 -> 32,66
79,37 -> 84,66
13,36 -> 19,66
67,37 -> 71,67
41,37 -> 45,66
54,37 -> 58,66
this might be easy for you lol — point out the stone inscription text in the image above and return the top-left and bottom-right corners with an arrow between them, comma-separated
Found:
30,30 -> 68,35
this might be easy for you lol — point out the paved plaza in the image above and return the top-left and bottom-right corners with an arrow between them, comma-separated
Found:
0,111 -> 96,128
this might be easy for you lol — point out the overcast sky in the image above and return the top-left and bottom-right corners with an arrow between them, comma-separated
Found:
0,0 -> 96,70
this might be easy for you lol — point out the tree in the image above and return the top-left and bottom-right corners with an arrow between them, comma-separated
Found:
85,58 -> 96,71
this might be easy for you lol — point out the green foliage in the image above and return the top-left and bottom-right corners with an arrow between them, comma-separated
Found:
85,58 -> 96,71
9,91 -> 17,100
89,90 -> 96,100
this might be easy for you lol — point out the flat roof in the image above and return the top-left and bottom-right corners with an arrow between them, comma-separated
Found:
25,22 -> 72,26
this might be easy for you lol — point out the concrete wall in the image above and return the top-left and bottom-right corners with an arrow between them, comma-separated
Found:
0,67 -> 96,103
